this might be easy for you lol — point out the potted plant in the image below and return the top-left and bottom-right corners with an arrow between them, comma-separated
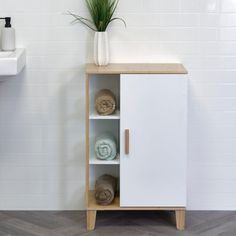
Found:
68,0 -> 126,66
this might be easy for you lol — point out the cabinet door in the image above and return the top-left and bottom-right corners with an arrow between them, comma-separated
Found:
120,74 -> 187,207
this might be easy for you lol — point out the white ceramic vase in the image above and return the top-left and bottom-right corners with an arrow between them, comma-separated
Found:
94,32 -> 109,66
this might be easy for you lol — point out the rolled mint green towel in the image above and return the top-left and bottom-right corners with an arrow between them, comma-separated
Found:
95,134 -> 117,160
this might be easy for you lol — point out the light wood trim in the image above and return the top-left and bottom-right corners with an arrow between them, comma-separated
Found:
125,129 -> 129,155
88,191 -> 185,211
87,210 -> 97,231
175,210 -> 186,231
86,63 -> 188,75
85,74 -> 90,207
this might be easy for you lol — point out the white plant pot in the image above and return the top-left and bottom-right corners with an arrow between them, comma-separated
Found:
94,32 -> 109,66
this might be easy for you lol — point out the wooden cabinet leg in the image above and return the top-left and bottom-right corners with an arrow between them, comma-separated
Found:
175,210 -> 185,230
87,210 -> 97,231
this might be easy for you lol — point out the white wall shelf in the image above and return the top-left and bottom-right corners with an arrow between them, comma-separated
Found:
89,110 -> 120,120
89,154 -> 120,165
0,48 -> 26,76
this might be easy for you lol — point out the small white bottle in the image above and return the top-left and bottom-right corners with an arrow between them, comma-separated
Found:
1,17 -> 15,51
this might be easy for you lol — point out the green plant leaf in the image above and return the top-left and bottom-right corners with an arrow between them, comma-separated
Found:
67,11 -> 96,31
110,17 -> 127,27
68,11 -> 94,24
69,0 -> 126,32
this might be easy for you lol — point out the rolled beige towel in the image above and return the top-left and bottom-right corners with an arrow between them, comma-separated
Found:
95,89 -> 116,115
95,174 -> 117,205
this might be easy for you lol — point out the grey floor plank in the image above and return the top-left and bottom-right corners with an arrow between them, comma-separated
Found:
0,211 -> 235,236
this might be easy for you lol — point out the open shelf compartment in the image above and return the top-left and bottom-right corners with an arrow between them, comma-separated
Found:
89,74 -> 120,119
89,119 -> 120,165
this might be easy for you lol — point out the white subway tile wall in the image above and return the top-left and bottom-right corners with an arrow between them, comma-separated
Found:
0,0 -> 235,210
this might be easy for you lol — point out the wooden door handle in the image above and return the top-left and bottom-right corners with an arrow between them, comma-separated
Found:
125,129 -> 129,155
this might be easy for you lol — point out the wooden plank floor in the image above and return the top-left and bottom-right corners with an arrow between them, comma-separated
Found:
0,211 -> 235,236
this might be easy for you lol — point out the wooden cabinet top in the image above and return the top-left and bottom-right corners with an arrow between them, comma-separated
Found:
86,63 -> 188,75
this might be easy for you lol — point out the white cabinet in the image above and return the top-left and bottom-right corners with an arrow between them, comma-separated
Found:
120,74 -> 187,207
85,64 -> 188,231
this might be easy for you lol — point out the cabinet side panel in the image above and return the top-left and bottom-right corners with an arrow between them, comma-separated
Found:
86,74 -> 90,207
120,74 -> 187,207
